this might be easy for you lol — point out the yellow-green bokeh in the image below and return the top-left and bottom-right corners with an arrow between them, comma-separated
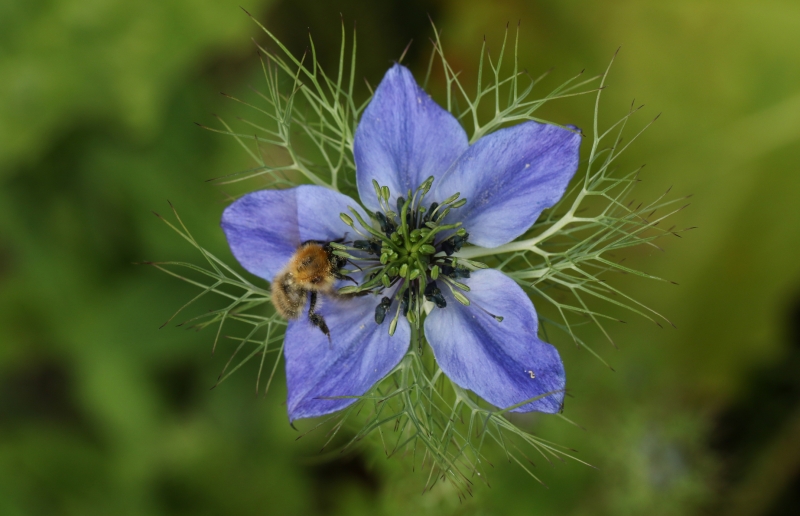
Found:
2,1 -> 799,515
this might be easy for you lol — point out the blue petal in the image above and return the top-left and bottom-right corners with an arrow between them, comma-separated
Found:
434,122 -> 581,248
424,269 -> 565,413
220,186 -> 366,281
285,291 -> 410,421
354,64 -> 468,212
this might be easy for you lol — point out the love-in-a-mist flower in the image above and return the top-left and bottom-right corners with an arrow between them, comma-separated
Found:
221,64 -> 581,422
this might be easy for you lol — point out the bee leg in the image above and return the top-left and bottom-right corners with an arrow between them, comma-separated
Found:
337,274 -> 359,285
308,291 -> 332,344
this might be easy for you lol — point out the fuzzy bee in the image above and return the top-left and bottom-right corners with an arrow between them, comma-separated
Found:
271,240 -> 354,340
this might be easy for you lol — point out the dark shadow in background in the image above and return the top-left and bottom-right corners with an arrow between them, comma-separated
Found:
265,0 -> 443,83
710,293 -> 800,515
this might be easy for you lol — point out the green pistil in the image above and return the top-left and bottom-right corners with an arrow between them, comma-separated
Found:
399,193 -> 412,250
411,222 -> 461,253
345,207 -> 399,251
336,177 -> 491,333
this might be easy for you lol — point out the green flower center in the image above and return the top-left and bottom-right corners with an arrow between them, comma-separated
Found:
334,176 -> 491,335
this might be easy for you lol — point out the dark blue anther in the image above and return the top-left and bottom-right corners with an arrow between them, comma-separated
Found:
424,281 -> 447,309
423,202 -> 439,223
354,239 -> 381,255
442,231 -> 469,256
440,264 -> 471,279
400,288 -> 410,316
374,211 -> 396,235
374,296 -> 393,324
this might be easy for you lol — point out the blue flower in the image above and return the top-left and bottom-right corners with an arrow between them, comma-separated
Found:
221,64 -> 581,422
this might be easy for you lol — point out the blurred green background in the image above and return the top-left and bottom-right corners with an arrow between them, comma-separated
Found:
2,0 -> 800,514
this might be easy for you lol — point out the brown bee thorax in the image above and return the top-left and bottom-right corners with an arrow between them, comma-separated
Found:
291,244 -> 335,289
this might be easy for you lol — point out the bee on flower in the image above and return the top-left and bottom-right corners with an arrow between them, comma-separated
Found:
221,64 -> 581,422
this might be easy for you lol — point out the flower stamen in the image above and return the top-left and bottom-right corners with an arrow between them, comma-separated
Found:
336,177 -> 490,333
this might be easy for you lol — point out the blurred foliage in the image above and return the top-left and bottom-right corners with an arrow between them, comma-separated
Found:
1,0 -> 800,515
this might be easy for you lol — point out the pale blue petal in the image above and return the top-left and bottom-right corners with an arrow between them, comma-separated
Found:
435,122 -> 581,248
285,291 -> 410,421
424,269 -> 565,413
355,64 -> 468,212
220,186 -> 366,281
